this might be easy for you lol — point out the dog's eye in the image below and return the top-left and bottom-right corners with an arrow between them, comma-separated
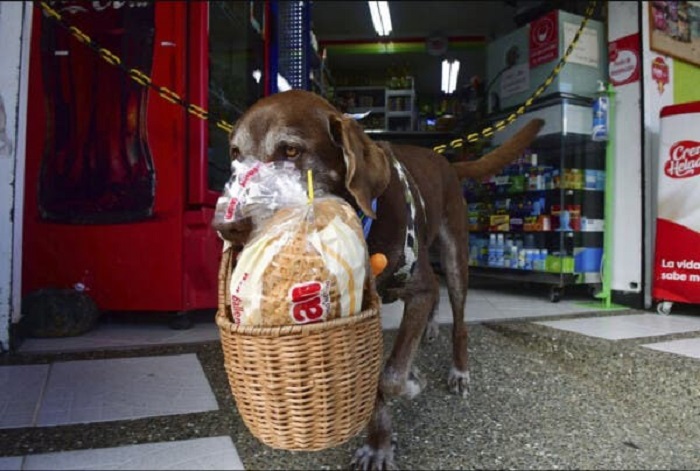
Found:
284,145 -> 301,160
230,146 -> 241,161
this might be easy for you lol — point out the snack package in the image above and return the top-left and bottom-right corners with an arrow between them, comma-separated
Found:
218,158 -> 369,326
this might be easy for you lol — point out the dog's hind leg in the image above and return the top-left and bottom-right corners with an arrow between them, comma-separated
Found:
352,390 -> 397,470
422,296 -> 440,344
438,206 -> 471,397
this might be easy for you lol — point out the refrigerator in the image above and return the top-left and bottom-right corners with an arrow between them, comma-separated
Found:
22,1 -> 269,323
653,101 -> 700,314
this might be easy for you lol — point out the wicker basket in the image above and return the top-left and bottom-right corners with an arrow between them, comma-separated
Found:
215,247 -> 383,451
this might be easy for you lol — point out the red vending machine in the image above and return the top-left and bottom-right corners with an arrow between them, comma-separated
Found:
23,1 -> 269,326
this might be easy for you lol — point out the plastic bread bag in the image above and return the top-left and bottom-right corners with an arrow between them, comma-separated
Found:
213,158 -> 307,235
218,159 -> 370,326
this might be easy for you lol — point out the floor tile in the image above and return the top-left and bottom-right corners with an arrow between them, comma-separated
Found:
536,313 -> 700,340
19,322 -> 219,354
22,436 -> 243,470
0,457 -> 23,471
36,354 -> 218,427
642,337 -> 700,359
380,286 -> 597,330
0,365 -> 50,429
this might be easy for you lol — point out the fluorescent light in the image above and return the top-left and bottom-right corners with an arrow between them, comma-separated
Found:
441,59 -> 450,94
368,1 -> 392,36
441,59 -> 460,94
449,60 -> 460,94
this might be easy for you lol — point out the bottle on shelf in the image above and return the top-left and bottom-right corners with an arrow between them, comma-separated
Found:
496,233 -> 505,267
488,233 -> 497,267
592,80 -> 609,142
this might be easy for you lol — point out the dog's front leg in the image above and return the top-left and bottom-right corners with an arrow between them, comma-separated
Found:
352,390 -> 397,470
381,257 -> 438,399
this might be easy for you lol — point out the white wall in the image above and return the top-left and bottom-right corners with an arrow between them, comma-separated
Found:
0,1 -> 32,351
641,1 -> 675,309
607,1 -> 678,309
607,1 -> 644,298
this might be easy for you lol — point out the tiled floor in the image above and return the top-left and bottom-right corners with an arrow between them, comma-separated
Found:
4,285 -> 700,470
536,313 -> 700,340
642,337 -> 700,359
0,355 -> 218,430
36,354 -> 219,427
538,310 -> 700,361
18,286 -> 603,354
380,285 -> 610,329
19,323 -> 220,355
13,437 -> 243,471
0,365 -> 50,429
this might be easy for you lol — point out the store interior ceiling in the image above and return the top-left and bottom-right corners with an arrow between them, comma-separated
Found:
311,0 -> 522,95
310,0 -> 592,96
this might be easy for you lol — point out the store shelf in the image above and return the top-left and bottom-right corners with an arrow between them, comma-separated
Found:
386,89 -> 415,97
348,106 -> 385,114
335,85 -> 386,92
385,81 -> 416,131
387,111 -> 413,118
334,85 -> 387,130
467,96 -> 606,300
469,266 -> 581,284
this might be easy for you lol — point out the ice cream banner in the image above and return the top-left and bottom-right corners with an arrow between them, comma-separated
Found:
653,101 -> 700,304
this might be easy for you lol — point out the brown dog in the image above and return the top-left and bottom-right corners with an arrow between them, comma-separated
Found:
213,90 -> 544,469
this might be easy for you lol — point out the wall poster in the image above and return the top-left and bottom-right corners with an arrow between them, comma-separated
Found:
649,1 -> 700,66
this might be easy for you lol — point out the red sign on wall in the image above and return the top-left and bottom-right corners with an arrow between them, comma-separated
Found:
608,33 -> 640,86
529,11 -> 559,68
652,56 -> 670,95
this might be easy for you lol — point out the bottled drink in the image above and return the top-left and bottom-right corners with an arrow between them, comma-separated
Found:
39,1 -> 156,224
592,81 -> 609,142
496,233 -> 504,267
488,233 -> 497,267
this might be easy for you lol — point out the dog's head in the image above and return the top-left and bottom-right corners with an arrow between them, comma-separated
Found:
214,90 -> 391,245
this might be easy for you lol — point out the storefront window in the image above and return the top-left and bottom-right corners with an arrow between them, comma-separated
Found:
208,1 -> 265,192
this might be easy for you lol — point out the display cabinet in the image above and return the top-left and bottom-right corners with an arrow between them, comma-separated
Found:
464,96 -> 606,302
334,85 -> 387,131
385,77 -> 416,131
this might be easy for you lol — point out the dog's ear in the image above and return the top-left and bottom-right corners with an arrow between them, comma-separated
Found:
328,114 -> 390,219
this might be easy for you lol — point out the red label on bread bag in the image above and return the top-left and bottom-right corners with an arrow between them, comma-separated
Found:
289,281 -> 328,324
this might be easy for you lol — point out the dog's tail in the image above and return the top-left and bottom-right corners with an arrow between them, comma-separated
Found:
451,118 -> 545,180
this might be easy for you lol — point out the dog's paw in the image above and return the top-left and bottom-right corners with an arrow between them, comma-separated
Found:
351,435 -> 398,471
404,367 -> 427,399
422,320 -> 439,344
447,366 -> 470,398
380,366 -> 426,399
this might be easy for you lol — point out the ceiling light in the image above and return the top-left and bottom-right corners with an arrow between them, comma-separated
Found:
368,1 -> 392,36
441,59 -> 460,95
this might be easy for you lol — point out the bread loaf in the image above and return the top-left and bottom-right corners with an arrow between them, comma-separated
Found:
229,197 -> 368,326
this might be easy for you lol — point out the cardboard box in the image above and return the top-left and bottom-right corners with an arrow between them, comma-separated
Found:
490,214 -> 510,232
486,10 -> 607,112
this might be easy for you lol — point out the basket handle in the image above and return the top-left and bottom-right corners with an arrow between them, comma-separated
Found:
217,247 -> 235,321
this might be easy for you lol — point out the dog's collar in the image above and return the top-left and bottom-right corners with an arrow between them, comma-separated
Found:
356,199 -> 377,239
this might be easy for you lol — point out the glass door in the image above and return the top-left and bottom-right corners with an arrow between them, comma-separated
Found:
186,0 -> 268,207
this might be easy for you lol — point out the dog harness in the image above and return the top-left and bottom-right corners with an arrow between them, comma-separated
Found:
357,145 -> 426,285
392,157 -> 424,283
